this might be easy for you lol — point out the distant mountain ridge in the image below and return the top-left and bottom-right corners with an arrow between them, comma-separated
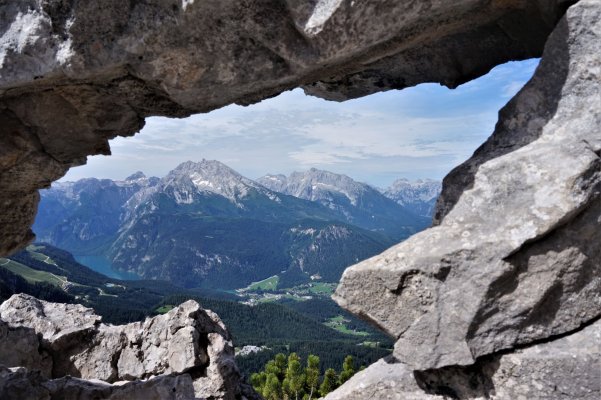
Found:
258,168 -> 430,240
34,160 -> 436,289
381,178 -> 442,217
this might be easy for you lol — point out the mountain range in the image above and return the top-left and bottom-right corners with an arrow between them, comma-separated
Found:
33,160 -> 439,289
382,178 -> 441,217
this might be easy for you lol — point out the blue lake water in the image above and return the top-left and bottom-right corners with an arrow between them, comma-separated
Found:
74,255 -> 141,281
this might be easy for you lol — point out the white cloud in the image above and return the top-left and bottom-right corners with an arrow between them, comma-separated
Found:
61,59 -> 539,187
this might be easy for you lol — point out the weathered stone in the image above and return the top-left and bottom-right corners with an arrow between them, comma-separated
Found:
0,320 -> 52,379
0,0 -> 571,255
334,0 -> 601,370
0,294 -> 249,399
323,357 -> 442,400
325,319 -> 601,400
0,365 -> 197,400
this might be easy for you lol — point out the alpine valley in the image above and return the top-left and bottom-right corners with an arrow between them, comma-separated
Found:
33,160 -> 439,289
5,161 -> 440,378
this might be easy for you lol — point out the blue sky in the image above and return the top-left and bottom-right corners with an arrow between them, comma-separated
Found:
62,59 -> 539,188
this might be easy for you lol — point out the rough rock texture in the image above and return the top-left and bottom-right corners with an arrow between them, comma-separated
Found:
0,294 -> 253,400
334,0 -> 601,370
0,0 -> 573,255
0,366 -> 196,400
323,357 -> 441,400
325,318 -> 601,400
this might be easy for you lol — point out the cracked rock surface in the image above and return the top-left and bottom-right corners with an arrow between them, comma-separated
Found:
0,0 -> 571,255
0,294 -> 254,400
334,0 -> 601,371
324,319 -> 601,400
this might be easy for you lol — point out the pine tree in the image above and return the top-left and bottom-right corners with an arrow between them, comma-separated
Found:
263,372 -> 282,400
284,353 -> 305,400
319,368 -> 339,397
274,353 -> 287,380
305,354 -> 320,400
250,371 -> 267,393
338,355 -> 355,385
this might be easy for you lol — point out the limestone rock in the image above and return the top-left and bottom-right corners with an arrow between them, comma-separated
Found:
0,0 -> 571,255
334,0 -> 601,370
0,320 -> 52,379
325,319 -> 601,400
322,357 -> 442,400
0,365 -> 197,400
0,294 -> 250,399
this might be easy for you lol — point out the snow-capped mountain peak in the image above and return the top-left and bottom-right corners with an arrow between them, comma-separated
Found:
259,168 -> 370,206
125,171 -> 147,181
384,178 -> 441,203
382,178 -> 442,217
162,160 -> 276,204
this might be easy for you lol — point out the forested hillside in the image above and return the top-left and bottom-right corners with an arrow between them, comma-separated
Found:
0,243 -> 392,376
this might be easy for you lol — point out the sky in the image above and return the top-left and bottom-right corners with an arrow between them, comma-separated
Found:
62,59 -> 539,188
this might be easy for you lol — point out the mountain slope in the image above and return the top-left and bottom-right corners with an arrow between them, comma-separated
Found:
258,168 -> 430,240
382,178 -> 442,218
0,243 -> 392,376
34,161 -> 394,288
33,173 -> 159,253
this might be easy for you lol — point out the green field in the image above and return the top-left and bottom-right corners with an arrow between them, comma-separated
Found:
28,250 -> 59,266
246,275 -> 279,291
156,304 -> 175,314
325,315 -> 370,336
307,282 -> 336,295
0,258 -> 66,287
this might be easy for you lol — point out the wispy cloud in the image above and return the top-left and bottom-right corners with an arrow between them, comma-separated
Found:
62,59 -> 538,187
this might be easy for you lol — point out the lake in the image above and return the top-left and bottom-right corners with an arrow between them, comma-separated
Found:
74,255 -> 141,281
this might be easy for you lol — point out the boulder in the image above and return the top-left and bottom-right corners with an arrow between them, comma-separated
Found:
325,319 -> 601,400
0,294 -> 251,400
0,365 -> 196,400
334,0 -> 601,370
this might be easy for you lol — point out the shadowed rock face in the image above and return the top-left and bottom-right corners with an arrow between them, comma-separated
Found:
0,0 -> 571,255
334,0 -> 600,371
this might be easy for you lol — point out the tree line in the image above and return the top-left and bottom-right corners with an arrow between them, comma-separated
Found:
251,352 -> 359,400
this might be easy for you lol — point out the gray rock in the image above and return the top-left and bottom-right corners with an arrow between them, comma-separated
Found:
323,357 -> 442,400
0,294 -> 249,399
0,365 -> 197,400
334,0 -> 601,370
325,319 -> 601,400
0,0 -> 570,255
0,320 -> 52,379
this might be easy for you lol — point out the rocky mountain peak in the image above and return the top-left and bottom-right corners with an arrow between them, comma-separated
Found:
380,178 -> 442,217
162,160 -> 264,204
125,171 -> 147,181
385,178 -> 441,203
259,168 -> 370,206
